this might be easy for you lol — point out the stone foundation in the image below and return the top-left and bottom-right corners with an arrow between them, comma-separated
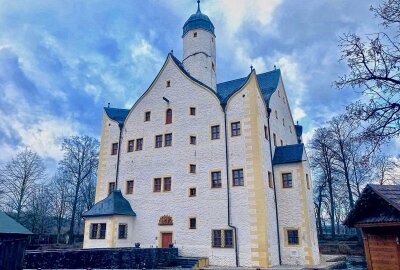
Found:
24,247 -> 178,269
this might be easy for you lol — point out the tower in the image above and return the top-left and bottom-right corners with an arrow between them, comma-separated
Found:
182,0 -> 216,90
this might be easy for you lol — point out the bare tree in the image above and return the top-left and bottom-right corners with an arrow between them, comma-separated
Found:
372,154 -> 400,184
0,148 -> 46,221
50,170 -> 72,244
336,0 -> 400,147
60,136 -> 99,244
309,128 -> 337,239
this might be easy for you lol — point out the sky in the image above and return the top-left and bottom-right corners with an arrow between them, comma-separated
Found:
0,0 -> 390,173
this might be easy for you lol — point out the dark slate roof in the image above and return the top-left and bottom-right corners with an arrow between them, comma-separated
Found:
272,143 -> 305,165
295,125 -> 303,138
344,184 -> 400,227
82,190 -> 136,218
0,212 -> 32,235
104,107 -> 130,126
217,69 -> 281,106
182,2 -> 215,37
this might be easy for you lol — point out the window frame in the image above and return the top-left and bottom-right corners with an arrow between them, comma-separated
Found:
127,140 -> 134,152
111,143 -> 118,155
285,228 -> 300,246
163,177 -> 172,192
212,229 -> 234,248
153,178 -> 162,192
164,133 -> 172,147
165,108 -> 172,124
211,125 -> 220,140
190,135 -> 197,145
268,171 -> 273,188
90,223 -> 99,239
190,107 -> 196,116
126,180 -> 134,195
108,182 -> 116,195
189,217 -> 197,230
155,135 -> 163,148
231,121 -> 241,137
189,164 -> 196,174
211,171 -> 222,188
189,187 -> 197,197
144,111 -> 151,122
118,223 -> 128,239
166,80 -> 171,87
99,223 -> 106,239
232,169 -> 244,186
136,138 -> 143,151
282,172 -> 293,188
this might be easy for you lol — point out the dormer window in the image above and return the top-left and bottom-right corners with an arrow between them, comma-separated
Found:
166,80 -> 171,87
193,32 -> 197,37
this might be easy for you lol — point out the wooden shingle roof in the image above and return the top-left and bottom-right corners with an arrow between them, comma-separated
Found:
344,184 -> 400,227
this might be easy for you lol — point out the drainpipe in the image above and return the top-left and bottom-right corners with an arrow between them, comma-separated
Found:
223,109 -> 239,267
267,107 -> 282,265
115,123 -> 123,189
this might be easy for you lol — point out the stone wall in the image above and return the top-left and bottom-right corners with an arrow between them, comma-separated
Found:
24,247 -> 178,269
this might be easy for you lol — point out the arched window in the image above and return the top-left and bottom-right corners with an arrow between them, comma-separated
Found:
166,109 -> 172,124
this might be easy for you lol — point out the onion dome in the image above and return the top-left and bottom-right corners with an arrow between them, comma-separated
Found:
183,0 -> 215,37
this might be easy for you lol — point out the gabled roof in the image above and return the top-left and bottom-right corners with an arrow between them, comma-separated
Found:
104,107 -> 130,126
272,143 -> 305,165
104,54 -> 281,126
82,190 -> 136,218
0,212 -> 32,235
344,184 -> 400,227
217,69 -> 281,107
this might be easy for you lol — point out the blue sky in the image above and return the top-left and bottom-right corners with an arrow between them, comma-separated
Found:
0,0 -> 389,172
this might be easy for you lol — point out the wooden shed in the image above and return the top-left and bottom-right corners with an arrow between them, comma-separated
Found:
344,184 -> 400,270
0,212 -> 32,270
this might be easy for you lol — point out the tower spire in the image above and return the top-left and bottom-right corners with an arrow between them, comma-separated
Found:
197,0 -> 201,13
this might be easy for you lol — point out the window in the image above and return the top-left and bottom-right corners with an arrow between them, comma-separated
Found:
127,140 -> 134,152
155,135 -> 163,148
136,138 -> 143,151
126,180 -> 134,194
211,171 -> 222,188
90,224 -> 98,239
145,111 -> 151,122
273,133 -> 277,147
282,173 -> 293,188
190,164 -> 196,174
212,62 -> 215,72
190,107 -> 196,115
118,224 -> 127,239
211,125 -> 220,140
99,223 -> 106,239
231,122 -> 241,137
289,126 -> 292,133
189,218 -> 197,229
278,90 -> 281,97
193,32 -> 197,37
283,118 -> 285,126
90,223 -> 107,239
154,178 -> 162,192
232,169 -> 244,186
108,182 -> 115,195
111,143 -> 118,155
166,109 -> 172,124
164,177 -> 172,191
189,187 -> 197,197
190,136 -> 197,145
280,139 -> 283,146
264,125 -> 269,140
287,229 -> 299,245
306,174 -> 310,190
268,171 -> 273,188
212,229 -> 234,248
224,230 -> 233,248
275,110 -> 278,119
165,133 -> 172,146
166,80 -> 171,87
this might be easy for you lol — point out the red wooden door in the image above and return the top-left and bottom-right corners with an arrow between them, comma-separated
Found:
161,233 -> 172,248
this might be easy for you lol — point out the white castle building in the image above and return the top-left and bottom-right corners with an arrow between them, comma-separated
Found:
83,1 -> 320,268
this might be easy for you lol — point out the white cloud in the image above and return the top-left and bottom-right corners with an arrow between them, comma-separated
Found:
293,107 -> 306,122
302,127 -> 316,145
